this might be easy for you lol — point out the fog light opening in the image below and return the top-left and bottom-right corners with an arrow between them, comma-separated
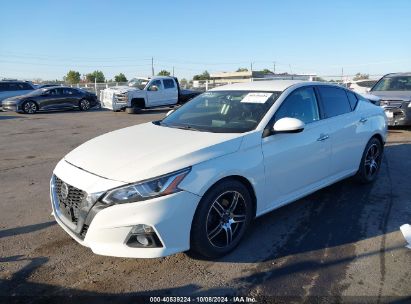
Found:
136,235 -> 150,246
126,224 -> 163,248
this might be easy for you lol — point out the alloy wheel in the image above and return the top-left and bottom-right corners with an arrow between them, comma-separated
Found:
80,99 -> 90,110
206,191 -> 247,248
24,101 -> 37,114
364,143 -> 381,179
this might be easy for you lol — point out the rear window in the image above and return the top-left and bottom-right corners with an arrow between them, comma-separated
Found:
163,79 -> 175,89
318,87 -> 352,118
372,76 -> 411,91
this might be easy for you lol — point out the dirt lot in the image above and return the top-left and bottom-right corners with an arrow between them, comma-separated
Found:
0,109 -> 410,303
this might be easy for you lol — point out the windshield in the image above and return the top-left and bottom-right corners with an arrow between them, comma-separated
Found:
372,76 -> 411,91
128,78 -> 149,90
160,90 -> 281,133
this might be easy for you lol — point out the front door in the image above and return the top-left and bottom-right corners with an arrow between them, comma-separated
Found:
146,79 -> 164,107
261,86 -> 331,209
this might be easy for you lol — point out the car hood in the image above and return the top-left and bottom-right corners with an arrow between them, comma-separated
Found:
2,95 -> 24,104
64,122 -> 244,183
369,91 -> 411,101
105,86 -> 139,94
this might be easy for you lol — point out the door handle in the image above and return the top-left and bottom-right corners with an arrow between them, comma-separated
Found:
317,134 -> 329,141
359,117 -> 368,123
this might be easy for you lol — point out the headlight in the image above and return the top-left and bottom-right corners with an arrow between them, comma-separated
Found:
101,168 -> 191,204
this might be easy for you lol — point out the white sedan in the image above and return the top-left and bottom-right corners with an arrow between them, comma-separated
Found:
50,80 -> 387,258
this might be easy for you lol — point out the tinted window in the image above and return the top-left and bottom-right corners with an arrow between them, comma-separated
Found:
275,87 -> 320,124
20,83 -> 33,90
63,88 -> 77,95
318,87 -> 351,118
47,89 -> 62,95
346,91 -> 358,110
372,76 -> 411,91
0,83 -> 10,91
163,79 -> 175,89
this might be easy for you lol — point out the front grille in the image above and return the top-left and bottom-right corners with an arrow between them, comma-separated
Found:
54,176 -> 86,224
381,100 -> 403,108
114,93 -> 128,103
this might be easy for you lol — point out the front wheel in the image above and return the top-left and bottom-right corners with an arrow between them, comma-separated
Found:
22,101 -> 37,114
190,179 -> 253,259
79,99 -> 91,111
355,137 -> 383,183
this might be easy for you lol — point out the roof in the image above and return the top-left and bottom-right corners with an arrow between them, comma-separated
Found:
210,80 -> 306,92
383,72 -> 411,77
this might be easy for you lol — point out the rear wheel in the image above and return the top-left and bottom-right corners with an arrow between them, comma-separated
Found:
22,101 -> 37,114
355,137 -> 383,183
190,179 -> 253,258
79,99 -> 90,111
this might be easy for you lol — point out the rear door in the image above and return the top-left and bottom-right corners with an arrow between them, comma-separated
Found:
162,78 -> 178,105
146,79 -> 164,107
62,88 -> 80,107
261,86 -> 332,209
40,88 -> 67,109
316,86 -> 367,178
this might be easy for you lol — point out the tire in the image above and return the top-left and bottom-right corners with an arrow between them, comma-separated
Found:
355,137 -> 383,184
190,179 -> 253,259
22,100 -> 38,114
79,99 -> 91,111
126,107 -> 141,114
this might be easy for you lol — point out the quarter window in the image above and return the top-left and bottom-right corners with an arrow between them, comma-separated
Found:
318,87 -> 351,118
163,79 -> 175,89
275,87 -> 320,124
346,91 -> 358,110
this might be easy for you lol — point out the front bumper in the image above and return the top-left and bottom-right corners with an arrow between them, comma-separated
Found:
383,107 -> 411,126
2,103 -> 19,112
50,161 -> 201,258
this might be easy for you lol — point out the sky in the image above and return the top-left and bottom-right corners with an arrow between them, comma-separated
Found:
0,0 -> 410,81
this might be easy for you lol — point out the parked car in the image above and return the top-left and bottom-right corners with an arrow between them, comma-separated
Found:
100,76 -> 201,113
2,86 -> 99,114
368,72 -> 411,126
50,80 -> 387,259
0,80 -> 36,107
345,79 -> 378,95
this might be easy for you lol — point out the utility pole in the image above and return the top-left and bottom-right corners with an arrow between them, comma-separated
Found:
151,57 -> 154,76
273,61 -> 276,75
172,66 -> 175,77
250,62 -> 253,72
341,67 -> 344,82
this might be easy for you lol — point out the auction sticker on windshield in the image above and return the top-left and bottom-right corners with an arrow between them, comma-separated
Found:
241,92 -> 272,103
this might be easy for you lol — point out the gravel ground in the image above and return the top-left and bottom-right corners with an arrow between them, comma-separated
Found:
0,108 -> 410,303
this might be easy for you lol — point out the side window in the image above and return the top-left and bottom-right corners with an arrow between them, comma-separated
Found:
318,87 -> 352,118
0,83 -> 10,91
148,80 -> 162,91
275,87 -> 320,124
20,83 -> 33,90
163,79 -> 175,89
8,83 -> 18,91
346,91 -> 358,110
63,88 -> 76,95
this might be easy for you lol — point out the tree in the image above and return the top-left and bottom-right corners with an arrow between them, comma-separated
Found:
353,72 -> 369,81
86,70 -> 105,83
114,73 -> 127,82
261,69 -> 272,74
193,70 -> 210,80
313,76 -> 326,82
64,70 -> 81,84
157,70 -> 171,76
236,68 -> 248,72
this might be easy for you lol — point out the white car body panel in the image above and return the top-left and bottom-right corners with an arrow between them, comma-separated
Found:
51,80 -> 387,258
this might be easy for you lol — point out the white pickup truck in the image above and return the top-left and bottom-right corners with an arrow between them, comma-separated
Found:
101,76 -> 200,113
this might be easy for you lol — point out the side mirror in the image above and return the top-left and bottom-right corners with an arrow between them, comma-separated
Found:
149,85 -> 159,91
366,88 -> 371,92
273,117 -> 305,133
166,109 -> 174,117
